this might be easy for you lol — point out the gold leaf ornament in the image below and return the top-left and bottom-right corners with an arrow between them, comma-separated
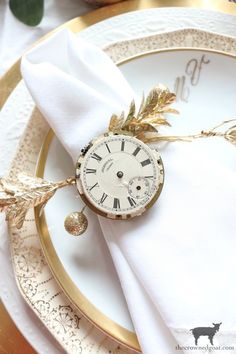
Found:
108,85 -> 179,139
108,113 -> 125,132
225,125 -> 236,145
0,174 -> 75,229
138,85 -> 176,119
122,99 -> 136,128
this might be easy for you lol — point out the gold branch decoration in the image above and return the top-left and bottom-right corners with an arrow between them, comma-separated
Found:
139,119 -> 236,145
108,84 -> 236,146
0,174 -> 75,229
108,84 -> 179,139
2,85 -> 236,231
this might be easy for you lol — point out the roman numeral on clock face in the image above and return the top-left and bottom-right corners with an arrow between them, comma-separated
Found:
89,182 -> 98,191
100,193 -> 108,204
141,158 -> 151,167
113,198 -> 120,209
105,143 -> 111,153
86,168 -> 96,174
121,140 -> 125,151
91,153 -> 102,162
127,196 -> 136,207
132,147 -> 141,156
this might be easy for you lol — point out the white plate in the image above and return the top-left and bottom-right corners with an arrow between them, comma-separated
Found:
3,30 -> 235,354
40,43 -> 236,336
2,5 -> 236,354
6,28 -> 236,354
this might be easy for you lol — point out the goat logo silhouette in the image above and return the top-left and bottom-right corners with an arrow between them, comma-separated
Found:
190,323 -> 222,345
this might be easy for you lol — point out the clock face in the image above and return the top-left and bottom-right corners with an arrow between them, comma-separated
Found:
76,134 -> 164,219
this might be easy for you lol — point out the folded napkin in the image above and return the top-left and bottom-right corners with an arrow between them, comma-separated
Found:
21,29 -> 236,354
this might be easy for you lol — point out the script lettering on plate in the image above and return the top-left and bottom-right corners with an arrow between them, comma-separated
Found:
174,54 -> 210,102
174,76 -> 189,103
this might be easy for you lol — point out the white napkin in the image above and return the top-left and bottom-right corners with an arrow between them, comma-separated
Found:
21,29 -> 236,354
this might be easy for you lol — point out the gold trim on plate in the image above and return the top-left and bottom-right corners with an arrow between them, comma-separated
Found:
114,46 -> 236,65
35,47 -> 236,352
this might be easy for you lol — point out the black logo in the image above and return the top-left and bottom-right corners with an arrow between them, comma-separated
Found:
190,323 -> 222,345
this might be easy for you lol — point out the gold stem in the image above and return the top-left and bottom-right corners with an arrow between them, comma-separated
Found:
145,130 -> 225,143
56,177 -> 76,189
81,205 -> 86,213
210,118 -> 236,132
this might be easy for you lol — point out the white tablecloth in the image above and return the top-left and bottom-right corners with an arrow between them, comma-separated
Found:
0,0 -> 94,77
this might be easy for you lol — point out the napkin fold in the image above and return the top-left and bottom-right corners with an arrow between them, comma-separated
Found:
21,29 -> 134,162
21,29 -> 236,354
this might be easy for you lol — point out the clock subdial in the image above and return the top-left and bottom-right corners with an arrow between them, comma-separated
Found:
128,176 -> 151,199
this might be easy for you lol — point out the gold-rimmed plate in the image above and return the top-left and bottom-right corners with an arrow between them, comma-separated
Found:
1,2 -> 236,352
34,30 -> 236,352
